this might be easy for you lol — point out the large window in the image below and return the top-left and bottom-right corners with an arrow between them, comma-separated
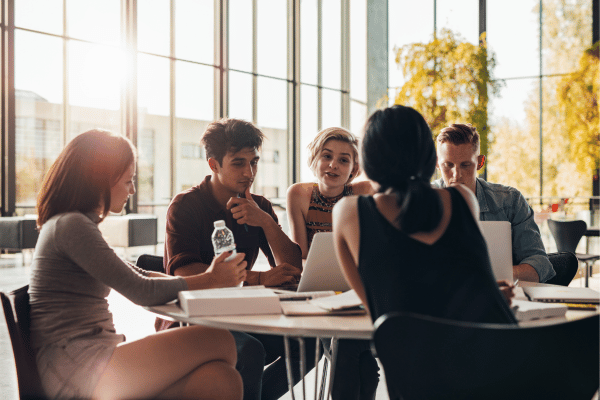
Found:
388,0 -> 598,202
1,0 -> 370,226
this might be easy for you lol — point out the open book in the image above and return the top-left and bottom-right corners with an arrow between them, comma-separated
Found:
280,290 -> 366,316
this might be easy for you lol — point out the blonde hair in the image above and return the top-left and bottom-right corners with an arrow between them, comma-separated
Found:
307,127 -> 361,180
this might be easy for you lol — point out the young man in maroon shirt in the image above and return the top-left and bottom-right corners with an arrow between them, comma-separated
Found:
158,118 -> 313,400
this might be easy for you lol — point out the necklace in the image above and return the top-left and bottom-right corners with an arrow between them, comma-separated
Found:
314,184 -> 352,207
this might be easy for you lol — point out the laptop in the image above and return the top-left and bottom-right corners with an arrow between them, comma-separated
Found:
479,221 -> 514,282
521,285 -> 600,304
297,232 -> 351,292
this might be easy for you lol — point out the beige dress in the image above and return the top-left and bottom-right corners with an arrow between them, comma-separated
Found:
29,212 -> 187,399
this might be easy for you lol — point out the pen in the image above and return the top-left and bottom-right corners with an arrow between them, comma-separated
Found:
280,296 -> 311,302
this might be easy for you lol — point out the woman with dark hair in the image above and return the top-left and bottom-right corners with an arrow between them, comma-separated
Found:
29,129 -> 244,400
332,105 -> 516,325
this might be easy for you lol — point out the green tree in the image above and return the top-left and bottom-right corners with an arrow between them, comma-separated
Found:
558,41 -> 599,175
392,28 -> 501,157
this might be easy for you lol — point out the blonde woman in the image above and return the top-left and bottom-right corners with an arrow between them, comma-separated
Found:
287,127 -> 375,259
286,127 -> 379,400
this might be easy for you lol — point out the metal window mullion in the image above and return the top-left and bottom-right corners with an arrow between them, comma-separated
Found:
216,0 -> 228,119
538,0 -> 543,198
317,0 -> 322,131
433,0 -> 437,38
170,0 -> 176,198
63,0 -> 68,146
288,0 -> 300,184
124,0 -> 138,213
479,0 -> 487,182
340,0 -> 349,129
1,0 -> 16,215
252,0 -> 257,124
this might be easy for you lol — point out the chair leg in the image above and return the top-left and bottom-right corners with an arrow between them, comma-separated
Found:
318,357 -> 329,400
584,262 -> 589,288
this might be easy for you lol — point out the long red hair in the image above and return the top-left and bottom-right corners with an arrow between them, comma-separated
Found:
36,129 -> 136,228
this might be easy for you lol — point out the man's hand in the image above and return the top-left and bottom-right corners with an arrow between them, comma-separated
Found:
226,186 -> 270,228
260,263 -> 302,287
206,251 -> 247,288
497,279 -> 516,306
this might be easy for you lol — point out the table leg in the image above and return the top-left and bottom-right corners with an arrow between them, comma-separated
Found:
585,262 -> 590,288
326,338 -> 339,400
283,335 -> 296,400
314,337 -> 321,400
318,357 -> 329,400
299,337 -> 306,399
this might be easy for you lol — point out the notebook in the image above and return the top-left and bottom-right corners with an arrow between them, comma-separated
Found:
479,221 -> 513,282
522,285 -> 600,304
511,299 -> 568,321
297,232 -> 352,292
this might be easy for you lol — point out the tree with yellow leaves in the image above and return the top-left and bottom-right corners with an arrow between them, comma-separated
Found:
557,42 -> 599,176
392,28 -> 501,157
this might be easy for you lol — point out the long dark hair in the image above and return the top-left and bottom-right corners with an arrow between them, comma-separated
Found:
362,105 -> 442,234
37,129 -> 136,228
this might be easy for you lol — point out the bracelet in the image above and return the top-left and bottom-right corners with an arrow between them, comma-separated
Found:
258,272 -> 261,285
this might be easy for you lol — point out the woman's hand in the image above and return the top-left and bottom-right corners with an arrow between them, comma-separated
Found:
497,279 -> 516,306
206,251 -> 247,288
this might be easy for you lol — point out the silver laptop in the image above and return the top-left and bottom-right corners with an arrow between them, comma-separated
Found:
522,285 -> 600,304
479,221 -> 513,282
297,232 -> 351,292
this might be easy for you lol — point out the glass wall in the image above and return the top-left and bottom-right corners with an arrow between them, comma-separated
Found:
1,0 -> 369,230
299,0 -> 353,183
388,0 -> 597,203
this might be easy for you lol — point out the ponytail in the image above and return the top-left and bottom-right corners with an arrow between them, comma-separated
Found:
396,177 -> 443,234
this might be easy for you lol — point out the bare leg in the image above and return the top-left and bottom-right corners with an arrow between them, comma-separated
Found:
92,325 -> 243,400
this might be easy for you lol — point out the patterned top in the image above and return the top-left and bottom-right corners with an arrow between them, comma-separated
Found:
305,183 -> 353,248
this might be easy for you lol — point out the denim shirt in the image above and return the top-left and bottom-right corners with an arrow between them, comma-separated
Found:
432,178 -> 555,282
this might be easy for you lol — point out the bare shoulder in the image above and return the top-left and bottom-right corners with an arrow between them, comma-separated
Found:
286,182 -> 314,207
352,180 -> 376,195
333,195 -> 359,221
286,182 -> 314,198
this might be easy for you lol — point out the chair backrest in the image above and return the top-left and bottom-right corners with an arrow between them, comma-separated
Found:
547,219 -> 588,253
546,251 -> 579,286
0,285 -> 47,399
135,254 -> 165,273
373,311 -> 599,400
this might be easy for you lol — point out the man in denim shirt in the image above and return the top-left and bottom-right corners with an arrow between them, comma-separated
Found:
432,123 -> 555,283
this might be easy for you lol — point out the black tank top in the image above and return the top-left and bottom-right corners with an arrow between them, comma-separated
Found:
357,187 -> 516,324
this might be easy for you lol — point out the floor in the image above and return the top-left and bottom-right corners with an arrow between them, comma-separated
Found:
0,251 -> 390,400
1,251 -> 598,400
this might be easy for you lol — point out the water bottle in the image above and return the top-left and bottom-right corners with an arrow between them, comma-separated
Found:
211,220 -> 237,262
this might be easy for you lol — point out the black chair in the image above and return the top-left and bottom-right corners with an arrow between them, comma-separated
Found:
135,254 -> 165,273
373,311 -> 599,400
546,251 -> 579,286
548,219 -> 600,287
1,285 -> 47,400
